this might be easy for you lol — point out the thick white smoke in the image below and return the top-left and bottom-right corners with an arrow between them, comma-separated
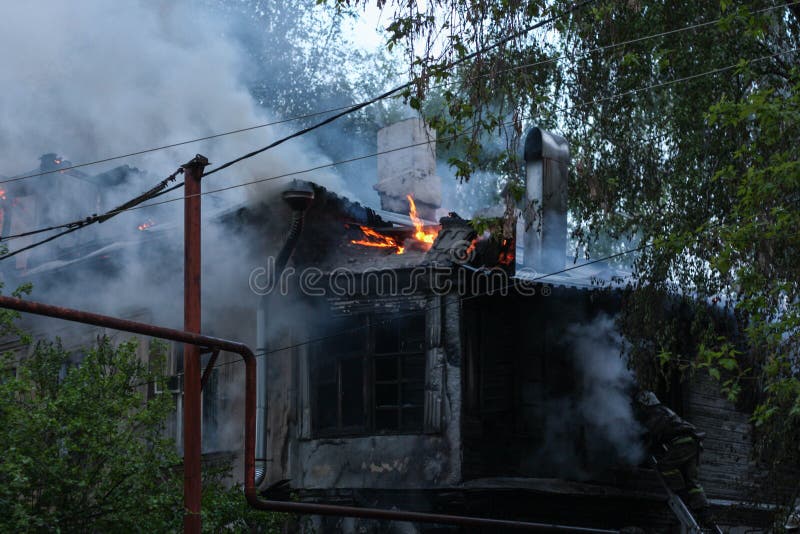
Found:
531,314 -> 644,479
568,315 -> 645,465
0,1 -> 360,457
0,0 -> 361,321
0,1 -> 350,208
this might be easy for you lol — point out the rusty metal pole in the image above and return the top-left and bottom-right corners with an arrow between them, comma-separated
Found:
182,154 -> 208,534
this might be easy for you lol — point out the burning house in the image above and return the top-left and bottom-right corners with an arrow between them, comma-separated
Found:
247,121 -> 796,532
1,120 -> 796,532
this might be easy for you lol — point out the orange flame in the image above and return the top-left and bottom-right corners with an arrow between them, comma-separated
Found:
349,195 -> 439,255
466,239 -> 477,257
498,238 -> 514,265
406,195 -> 437,248
137,218 -> 156,231
351,225 -> 405,254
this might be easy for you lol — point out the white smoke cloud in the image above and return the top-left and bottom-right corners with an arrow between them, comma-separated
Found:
0,1 -> 363,458
0,1 -> 350,204
568,315 -> 645,465
530,314 -> 644,479
0,0 -> 364,321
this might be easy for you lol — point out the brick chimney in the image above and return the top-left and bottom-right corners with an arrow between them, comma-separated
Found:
374,118 -> 442,220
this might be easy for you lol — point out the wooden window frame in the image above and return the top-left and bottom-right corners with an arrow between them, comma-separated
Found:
310,311 -> 427,438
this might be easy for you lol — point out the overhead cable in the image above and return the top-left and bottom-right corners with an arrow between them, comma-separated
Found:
4,0 -> 791,186
1,44 -> 796,257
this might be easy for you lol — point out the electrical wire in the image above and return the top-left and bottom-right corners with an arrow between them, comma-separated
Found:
0,167 -> 184,260
199,0 -> 598,179
135,219 -> 790,386
80,45 -> 800,214
427,0 -> 800,91
3,0 -> 792,190
0,0 -> 595,188
0,0 -> 597,257
0,105 -> 361,186
1,44 -> 796,257
128,236 -> 655,389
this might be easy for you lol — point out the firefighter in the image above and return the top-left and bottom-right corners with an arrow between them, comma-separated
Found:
633,389 -> 712,526
786,495 -> 800,531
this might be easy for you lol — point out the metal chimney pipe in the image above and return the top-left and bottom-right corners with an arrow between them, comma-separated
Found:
519,127 -> 569,274
255,180 -> 314,487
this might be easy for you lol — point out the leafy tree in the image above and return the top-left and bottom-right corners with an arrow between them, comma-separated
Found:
332,0 -> 800,476
204,0 -> 407,196
0,328 -> 281,532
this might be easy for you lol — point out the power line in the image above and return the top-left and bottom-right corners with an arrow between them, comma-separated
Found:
4,0 -> 788,189
0,105 -> 361,186
252,217 -> 797,359
0,1 -> 597,259
153,220 -> 800,388
138,220 -> 790,386
1,44 -> 796,258
199,0 -> 598,179
0,0 -> 595,189
0,167 -> 184,261
428,0 -> 800,90
0,2 -> 600,247
95,45 -> 800,212
129,234 -> 655,389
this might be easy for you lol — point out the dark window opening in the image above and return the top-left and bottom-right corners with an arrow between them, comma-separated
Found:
310,311 -> 426,437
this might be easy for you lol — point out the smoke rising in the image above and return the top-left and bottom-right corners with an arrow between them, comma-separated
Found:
529,314 -> 644,479
0,1 -> 348,199
0,1 -> 359,316
0,1 -> 363,457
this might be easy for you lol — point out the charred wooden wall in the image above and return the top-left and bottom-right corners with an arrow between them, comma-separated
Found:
684,372 -> 798,529
461,287 -> 621,480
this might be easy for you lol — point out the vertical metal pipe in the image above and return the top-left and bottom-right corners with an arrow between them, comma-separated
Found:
182,155 -> 208,534
255,181 -> 314,487
255,304 -> 267,485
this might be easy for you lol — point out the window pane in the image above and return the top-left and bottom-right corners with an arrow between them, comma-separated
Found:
340,357 -> 364,428
326,315 -> 367,356
375,383 -> 399,407
375,313 -> 425,354
401,407 -> 424,430
402,355 -> 425,380
315,382 -> 337,431
401,382 -> 424,407
398,314 -> 425,353
375,408 -> 399,431
374,317 -> 399,354
374,356 -> 397,381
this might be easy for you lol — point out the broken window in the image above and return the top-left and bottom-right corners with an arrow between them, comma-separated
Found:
310,311 -> 426,437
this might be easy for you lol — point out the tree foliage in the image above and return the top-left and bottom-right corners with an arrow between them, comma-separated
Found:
0,329 -> 281,532
205,0 -> 404,164
333,0 -> 800,470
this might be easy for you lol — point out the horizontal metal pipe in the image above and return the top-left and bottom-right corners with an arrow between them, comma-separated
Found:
243,495 -> 618,532
0,296 -> 618,534
0,296 -> 249,354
